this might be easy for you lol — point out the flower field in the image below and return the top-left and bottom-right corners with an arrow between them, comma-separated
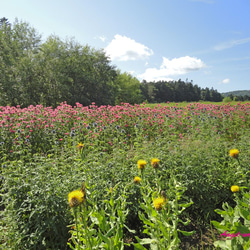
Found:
1,101 -> 250,249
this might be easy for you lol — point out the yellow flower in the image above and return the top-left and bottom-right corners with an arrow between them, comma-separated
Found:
77,142 -> 84,150
137,160 -> 147,170
151,158 -> 160,168
134,176 -> 142,184
68,190 -> 85,208
153,197 -> 167,211
231,185 -> 240,193
229,149 -> 239,159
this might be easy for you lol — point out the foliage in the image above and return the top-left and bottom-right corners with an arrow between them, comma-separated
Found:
0,18 -> 120,107
212,190 -> 250,250
211,152 -> 250,249
115,71 -> 143,105
223,96 -> 232,103
134,177 -> 194,250
0,152 -> 82,249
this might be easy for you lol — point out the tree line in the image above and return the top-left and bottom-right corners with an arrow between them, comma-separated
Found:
222,90 -> 250,102
0,18 -> 222,108
141,80 -> 222,103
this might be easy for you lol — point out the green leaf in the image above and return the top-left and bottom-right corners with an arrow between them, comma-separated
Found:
135,237 -> 155,245
177,229 -> 196,236
239,208 -> 250,221
213,240 -> 229,249
211,220 -> 229,231
133,243 -> 148,250
124,224 -> 136,234
109,197 -> 114,207
215,208 -> 228,215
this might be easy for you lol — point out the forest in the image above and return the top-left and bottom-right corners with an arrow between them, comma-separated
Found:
0,18 -> 226,108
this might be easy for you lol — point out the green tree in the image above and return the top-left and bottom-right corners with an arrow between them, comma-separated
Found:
0,18 -> 41,106
114,71 -> 142,104
34,36 -> 118,107
0,17 -> 10,26
0,18 -> 118,107
140,81 -> 156,103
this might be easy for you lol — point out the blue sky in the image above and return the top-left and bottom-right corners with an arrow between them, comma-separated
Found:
1,0 -> 250,93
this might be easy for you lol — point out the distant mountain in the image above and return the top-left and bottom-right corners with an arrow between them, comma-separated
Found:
222,90 -> 250,97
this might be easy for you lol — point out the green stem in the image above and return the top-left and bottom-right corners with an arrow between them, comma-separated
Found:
80,204 -> 92,249
140,169 -> 144,180
173,197 -> 178,243
154,168 -> 159,193
73,208 -> 80,249
237,158 -> 248,184
237,157 -> 242,167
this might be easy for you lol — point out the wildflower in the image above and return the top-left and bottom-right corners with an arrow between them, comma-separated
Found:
134,176 -> 142,184
151,158 -> 160,168
153,197 -> 166,211
137,160 -> 147,170
229,149 -> 239,159
231,185 -> 240,193
68,190 -> 85,208
77,143 -> 84,150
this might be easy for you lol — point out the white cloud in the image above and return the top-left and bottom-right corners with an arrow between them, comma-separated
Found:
214,37 -> 250,51
138,56 -> 205,81
98,36 -> 106,42
221,78 -> 230,84
105,35 -> 153,61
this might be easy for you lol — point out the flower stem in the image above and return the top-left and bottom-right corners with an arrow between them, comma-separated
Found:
73,208 -> 80,249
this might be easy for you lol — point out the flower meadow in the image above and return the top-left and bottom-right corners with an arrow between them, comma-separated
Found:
1,101 -> 250,249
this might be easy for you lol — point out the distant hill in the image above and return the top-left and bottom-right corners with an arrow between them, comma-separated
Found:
222,90 -> 250,97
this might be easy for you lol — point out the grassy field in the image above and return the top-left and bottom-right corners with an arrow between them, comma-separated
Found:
143,100 -> 250,108
1,101 -> 250,249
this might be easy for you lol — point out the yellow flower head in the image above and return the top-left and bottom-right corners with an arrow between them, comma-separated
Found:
68,190 -> 85,208
134,176 -> 142,184
229,149 -> 239,159
151,158 -> 160,168
77,143 -> 84,150
137,160 -> 147,170
231,185 -> 240,193
153,197 -> 167,211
